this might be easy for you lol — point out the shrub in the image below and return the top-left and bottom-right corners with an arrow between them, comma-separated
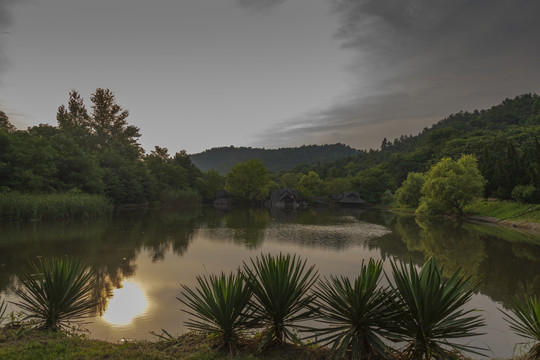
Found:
242,253 -> 318,350
312,259 -> 399,359
512,184 -> 540,204
15,257 -> 97,331
389,257 -> 486,359
178,272 -> 253,353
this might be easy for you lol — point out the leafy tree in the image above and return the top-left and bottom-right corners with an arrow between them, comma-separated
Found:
225,159 -> 269,203
396,172 -> 425,208
144,146 -> 189,191
0,110 -> 15,132
350,165 -> 392,203
280,172 -> 303,189
299,171 -> 322,200
417,155 -> 485,216
90,88 -> 141,151
57,90 -> 92,146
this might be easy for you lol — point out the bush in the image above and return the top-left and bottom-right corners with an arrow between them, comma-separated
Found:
15,257 -> 97,331
512,184 -> 540,204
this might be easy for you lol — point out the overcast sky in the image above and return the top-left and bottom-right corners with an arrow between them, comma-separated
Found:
1,0 -> 539,154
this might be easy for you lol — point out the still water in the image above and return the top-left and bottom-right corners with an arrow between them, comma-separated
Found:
2,207 -> 540,358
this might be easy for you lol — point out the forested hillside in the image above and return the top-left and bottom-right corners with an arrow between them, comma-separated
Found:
189,144 -> 358,174
297,93 -> 540,203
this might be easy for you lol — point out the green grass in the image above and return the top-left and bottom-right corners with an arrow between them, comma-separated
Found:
0,192 -> 113,222
0,329 -> 328,360
465,200 -> 540,222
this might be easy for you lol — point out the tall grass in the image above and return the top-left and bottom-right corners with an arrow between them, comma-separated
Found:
0,192 -> 113,222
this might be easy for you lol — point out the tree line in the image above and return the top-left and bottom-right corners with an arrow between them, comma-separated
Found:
0,89 -> 222,205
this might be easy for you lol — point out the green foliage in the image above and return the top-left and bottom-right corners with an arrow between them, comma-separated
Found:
389,257 -> 486,359
500,295 -> 540,359
225,159 -> 270,203
280,172 -> 303,189
197,169 -> 225,201
312,259 -> 399,359
0,110 -> 16,132
417,155 -> 485,215
298,171 -> 322,200
178,272 -> 253,352
0,192 -> 113,222
15,257 -> 97,331
512,184 -> 540,204
242,253 -> 319,349
396,172 -> 425,208
351,165 -> 392,203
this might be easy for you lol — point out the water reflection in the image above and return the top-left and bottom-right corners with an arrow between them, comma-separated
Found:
1,207 -> 540,357
102,281 -> 149,326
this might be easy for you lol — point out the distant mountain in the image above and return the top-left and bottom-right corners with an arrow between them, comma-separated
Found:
190,143 -> 358,174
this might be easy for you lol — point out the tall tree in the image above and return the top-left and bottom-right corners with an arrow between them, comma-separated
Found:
90,88 -> 141,151
57,90 -> 92,144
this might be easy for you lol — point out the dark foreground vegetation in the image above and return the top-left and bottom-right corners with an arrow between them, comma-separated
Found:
2,255 -> 539,360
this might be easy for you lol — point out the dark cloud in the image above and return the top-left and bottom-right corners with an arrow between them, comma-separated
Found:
236,0 -> 288,12
0,0 -> 18,75
258,0 -> 540,149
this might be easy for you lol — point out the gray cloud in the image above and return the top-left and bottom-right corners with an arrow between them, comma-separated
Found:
0,0 -> 19,76
257,0 -> 540,149
236,0 -> 288,12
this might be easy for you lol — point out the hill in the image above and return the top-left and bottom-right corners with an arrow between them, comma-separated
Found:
303,93 -> 540,202
189,143 -> 358,174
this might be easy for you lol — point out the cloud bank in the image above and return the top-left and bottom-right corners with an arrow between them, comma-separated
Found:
257,0 -> 540,149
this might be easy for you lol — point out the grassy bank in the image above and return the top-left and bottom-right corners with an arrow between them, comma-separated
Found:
0,192 -> 113,222
0,329 -> 329,360
465,200 -> 540,223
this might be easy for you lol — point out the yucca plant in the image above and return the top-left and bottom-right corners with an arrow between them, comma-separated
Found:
500,295 -> 540,359
14,257 -> 97,331
311,259 -> 400,359
0,296 -> 7,325
389,257 -> 485,359
242,253 -> 319,349
178,271 -> 253,353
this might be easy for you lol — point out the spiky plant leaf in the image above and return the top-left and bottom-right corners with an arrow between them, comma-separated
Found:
311,259 -> 400,359
500,295 -> 540,359
14,257 -> 97,331
178,271 -> 253,352
242,253 -> 319,350
0,297 -> 7,325
389,257 -> 486,359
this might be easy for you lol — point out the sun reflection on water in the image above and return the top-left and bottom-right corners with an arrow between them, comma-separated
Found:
102,280 -> 149,326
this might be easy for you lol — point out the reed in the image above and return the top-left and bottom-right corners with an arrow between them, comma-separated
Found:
0,192 -> 113,222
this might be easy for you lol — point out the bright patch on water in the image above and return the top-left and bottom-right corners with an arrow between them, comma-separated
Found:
102,281 -> 149,326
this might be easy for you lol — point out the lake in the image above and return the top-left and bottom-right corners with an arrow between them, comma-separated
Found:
1,206 -> 540,358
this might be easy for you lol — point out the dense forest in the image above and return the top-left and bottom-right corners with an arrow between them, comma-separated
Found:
190,144 -> 358,174
2,92 -> 540,207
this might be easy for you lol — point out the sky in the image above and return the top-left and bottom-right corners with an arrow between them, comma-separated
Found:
0,0 -> 539,154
